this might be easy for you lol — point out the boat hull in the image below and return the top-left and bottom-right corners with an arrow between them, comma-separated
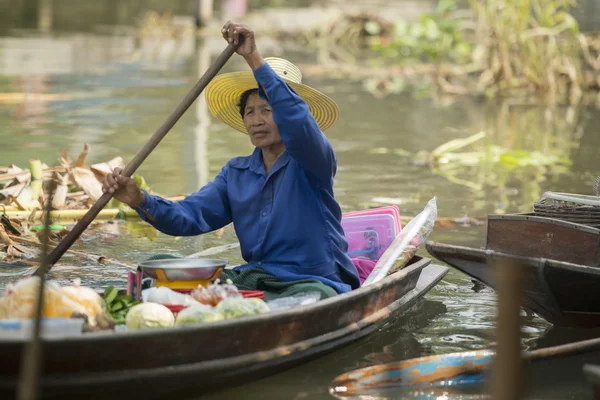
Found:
426,242 -> 600,328
0,259 -> 448,399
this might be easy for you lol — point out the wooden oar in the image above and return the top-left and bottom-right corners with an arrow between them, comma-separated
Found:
32,42 -> 239,277
330,336 -> 600,395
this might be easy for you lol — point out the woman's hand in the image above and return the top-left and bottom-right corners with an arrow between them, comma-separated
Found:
221,21 -> 264,70
102,168 -> 145,208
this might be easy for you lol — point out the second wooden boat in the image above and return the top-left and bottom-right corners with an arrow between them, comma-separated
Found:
426,241 -> 600,328
331,337 -> 600,399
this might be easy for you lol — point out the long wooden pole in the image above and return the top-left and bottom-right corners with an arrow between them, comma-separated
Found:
17,182 -> 56,400
33,42 -> 239,277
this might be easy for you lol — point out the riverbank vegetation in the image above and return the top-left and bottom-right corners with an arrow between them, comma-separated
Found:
296,0 -> 600,105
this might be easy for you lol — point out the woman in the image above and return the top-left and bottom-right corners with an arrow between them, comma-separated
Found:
103,22 -> 359,300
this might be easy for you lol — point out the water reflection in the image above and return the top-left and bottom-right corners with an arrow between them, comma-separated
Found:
191,37 -> 211,189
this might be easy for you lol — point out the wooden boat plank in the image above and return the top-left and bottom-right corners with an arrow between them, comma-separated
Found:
486,214 -> 600,267
0,264 -> 448,399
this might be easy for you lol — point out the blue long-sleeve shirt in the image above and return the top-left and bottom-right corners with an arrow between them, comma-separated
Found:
135,63 -> 360,294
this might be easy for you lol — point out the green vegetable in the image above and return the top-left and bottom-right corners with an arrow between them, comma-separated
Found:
245,298 -> 270,314
175,304 -> 224,325
103,286 -> 139,325
104,287 -> 118,305
126,303 -> 175,330
111,301 -> 125,312
216,298 -> 270,320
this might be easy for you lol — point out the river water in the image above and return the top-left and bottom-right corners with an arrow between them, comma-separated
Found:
1,3 -> 600,399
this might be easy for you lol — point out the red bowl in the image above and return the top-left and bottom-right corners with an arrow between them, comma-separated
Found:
172,288 -> 265,299
239,290 -> 265,299
164,304 -> 186,316
163,290 -> 266,317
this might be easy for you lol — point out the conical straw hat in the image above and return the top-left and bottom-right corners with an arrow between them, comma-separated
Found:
205,57 -> 339,134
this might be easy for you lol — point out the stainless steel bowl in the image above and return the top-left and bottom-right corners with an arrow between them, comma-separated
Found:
138,258 -> 228,281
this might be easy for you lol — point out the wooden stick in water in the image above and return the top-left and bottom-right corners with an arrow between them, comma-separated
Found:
16,182 -> 56,400
490,259 -> 525,400
10,235 -> 136,269
33,42 -> 240,276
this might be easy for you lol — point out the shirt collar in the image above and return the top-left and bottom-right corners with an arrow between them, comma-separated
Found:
229,147 -> 262,174
248,147 -> 265,175
268,151 -> 290,177
229,147 -> 290,178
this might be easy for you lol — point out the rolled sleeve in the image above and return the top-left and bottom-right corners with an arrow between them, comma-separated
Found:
135,190 -> 157,222
134,167 -> 232,236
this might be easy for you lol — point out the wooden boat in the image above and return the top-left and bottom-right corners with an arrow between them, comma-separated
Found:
331,349 -> 492,396
331,337 -> 600,399
0,257 -> 448,400
426,241 -> 600,328
486,213 -> 600,267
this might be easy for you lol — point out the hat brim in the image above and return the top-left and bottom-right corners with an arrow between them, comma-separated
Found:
205,72 -> 339,134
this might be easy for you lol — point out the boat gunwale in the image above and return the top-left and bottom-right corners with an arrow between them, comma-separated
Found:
488,213 -> 600,235
427,241 -> 600,274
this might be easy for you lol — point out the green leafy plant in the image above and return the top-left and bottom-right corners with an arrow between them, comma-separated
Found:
368,0 -> 472,64
103,286 -> 140,325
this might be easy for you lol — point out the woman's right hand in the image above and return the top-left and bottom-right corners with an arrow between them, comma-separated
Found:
221,21 -> 264,70
102,168 -> 144,208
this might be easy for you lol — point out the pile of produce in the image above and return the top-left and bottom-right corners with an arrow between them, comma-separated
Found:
0,277 -> 271,335
0,277 -> 115,332
126,279 -> 271,331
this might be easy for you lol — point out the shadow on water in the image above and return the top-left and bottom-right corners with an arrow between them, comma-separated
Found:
1,2 -> 600,399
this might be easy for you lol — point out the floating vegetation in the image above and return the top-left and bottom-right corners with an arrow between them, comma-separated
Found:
0,144 -> 162,221
2,145 -> 118,211
369,101 -> 582,215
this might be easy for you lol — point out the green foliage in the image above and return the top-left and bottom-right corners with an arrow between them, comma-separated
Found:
368,0 -> 472,64
367,0 -> 593,103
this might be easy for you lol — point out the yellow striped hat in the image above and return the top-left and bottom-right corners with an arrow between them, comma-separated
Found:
205,57 -> 339,134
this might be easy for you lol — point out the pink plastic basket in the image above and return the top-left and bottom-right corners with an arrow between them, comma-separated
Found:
343,206 -> 401,233
341,214 -> 398,261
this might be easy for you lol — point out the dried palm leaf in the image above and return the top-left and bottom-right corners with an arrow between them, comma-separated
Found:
90,157 -> 125,179
51,173 -> 69,209
72,168 -> 103,201
75,143 -> 90,168
0,182 -> 27,201
60,148 -> 73,168
7,243 -> 32,258
0,167 -> 31,184
0,224 -> 12,245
